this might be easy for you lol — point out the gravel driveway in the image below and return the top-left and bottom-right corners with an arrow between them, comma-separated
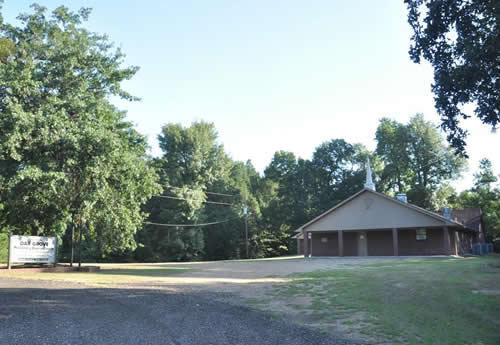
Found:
0,278 -> 354,345
1,257 -> 427,345
101,256 -> 428,294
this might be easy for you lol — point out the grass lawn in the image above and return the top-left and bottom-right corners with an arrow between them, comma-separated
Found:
0,264 -> 191,285
266,255 -> 500,345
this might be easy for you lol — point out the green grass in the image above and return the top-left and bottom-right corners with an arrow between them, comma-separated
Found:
1,264 -> 191,285
270,255 -> 500,345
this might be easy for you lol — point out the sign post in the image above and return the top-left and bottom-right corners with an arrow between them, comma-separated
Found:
7,232 -> 12,270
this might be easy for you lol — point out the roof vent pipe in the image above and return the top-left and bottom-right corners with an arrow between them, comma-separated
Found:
396,193 -> 407,203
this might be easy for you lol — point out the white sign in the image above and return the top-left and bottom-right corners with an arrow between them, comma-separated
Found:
9,235 -> 57,264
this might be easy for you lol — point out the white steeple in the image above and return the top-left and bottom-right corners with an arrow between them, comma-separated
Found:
364,157 -> 376,191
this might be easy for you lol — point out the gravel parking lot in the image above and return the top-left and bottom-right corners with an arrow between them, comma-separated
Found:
0,257 -> 429,345
109,256 -> 430,294
0,278 -> 352,345
166,256 -> 418,278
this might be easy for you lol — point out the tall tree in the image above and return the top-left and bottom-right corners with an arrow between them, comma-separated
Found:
261,140 -> 374,252
142,122 -> 231,261
405,0 -> 499,153
264,152 -> 315,231
203,160 -> 262,259
311,140 -> 370,208
473,158 -> 498,188
376,115 -> 466,209
0,4 -> 160,257
455,158 -> 500,246
264,151 -> 298,182
376,118 -> 412,193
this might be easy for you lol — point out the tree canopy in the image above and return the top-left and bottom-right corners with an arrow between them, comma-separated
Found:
376,114 -> 466,209
454,158 -> 500,248
139,122 -> 271,261
405,0 -> 499,154
141,122 -> 230,261
0,4 -> 160,257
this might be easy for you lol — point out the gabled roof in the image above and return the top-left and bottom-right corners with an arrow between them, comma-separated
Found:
296,188 -> 464,232
450,208 -> 482,232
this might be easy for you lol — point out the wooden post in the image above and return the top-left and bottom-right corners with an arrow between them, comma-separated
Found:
443,226 -> 451,255
307,232 -> 313,257
303,229 -> 308,258
392,228 -> 399,256
70,217 -> 74,267
7,232 -> 12,270
54,236 -> 59,267
453,230 -> 458,256
338,230 -> 344,257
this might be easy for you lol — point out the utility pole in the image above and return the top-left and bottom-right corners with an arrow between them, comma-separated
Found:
244,203 -> 248,259
78,225 -> 83,269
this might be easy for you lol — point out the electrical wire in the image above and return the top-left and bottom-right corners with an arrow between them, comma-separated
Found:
205,191 -> 233,197
152,195 -> 233,206
163,185 -> 233,197
144,216 -> 241,228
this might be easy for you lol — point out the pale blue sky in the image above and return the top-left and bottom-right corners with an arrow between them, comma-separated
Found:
2,1 -> 499,191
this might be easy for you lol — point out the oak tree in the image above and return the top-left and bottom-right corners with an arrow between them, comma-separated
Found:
405,0 -> 499,154
0,4 -> 160,257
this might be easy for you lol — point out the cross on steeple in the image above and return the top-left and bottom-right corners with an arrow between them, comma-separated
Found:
364,157 -> 376,191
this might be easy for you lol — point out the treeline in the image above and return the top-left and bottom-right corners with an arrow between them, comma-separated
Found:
1,5 -> 499,263
118,116 -> 498,262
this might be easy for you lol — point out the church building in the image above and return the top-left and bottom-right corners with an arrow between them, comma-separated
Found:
294,159 -> 484,257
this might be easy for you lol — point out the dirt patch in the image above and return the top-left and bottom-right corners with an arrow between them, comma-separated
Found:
307,311 -> 387,345
250,296 -> 385,345
147,256 -> 431,280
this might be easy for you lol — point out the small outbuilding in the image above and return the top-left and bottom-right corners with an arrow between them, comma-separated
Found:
295,160 -> 484,257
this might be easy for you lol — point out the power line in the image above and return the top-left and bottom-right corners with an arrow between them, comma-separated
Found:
163,185 -> 233,197
152,195 -> 233,206
144,216 -> 240,228
205,191 -> 233,197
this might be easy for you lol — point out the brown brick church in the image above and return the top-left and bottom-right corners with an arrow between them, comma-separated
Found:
294,160 -> 484,257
